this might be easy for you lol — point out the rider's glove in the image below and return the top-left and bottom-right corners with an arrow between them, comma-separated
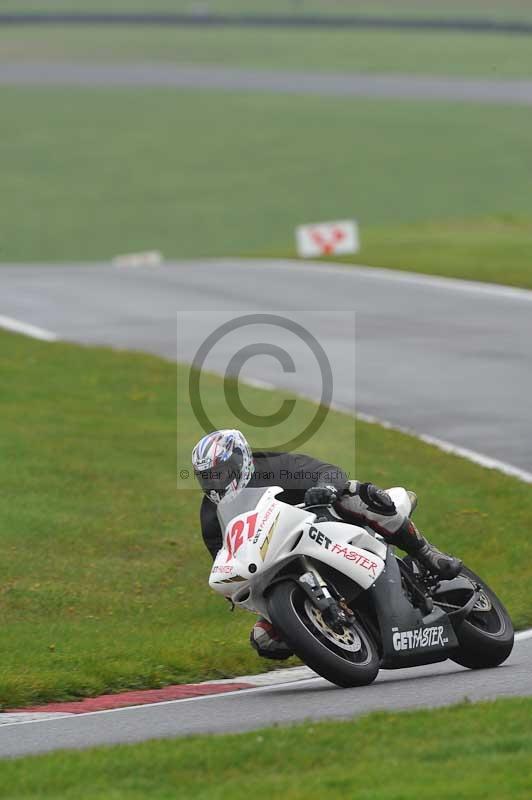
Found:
304,484 -> 338,507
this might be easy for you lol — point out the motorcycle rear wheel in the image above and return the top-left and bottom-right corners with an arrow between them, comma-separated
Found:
443,567 -> 514,669
267,580 -> 380,688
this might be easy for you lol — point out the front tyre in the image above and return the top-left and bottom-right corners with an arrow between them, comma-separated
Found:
448,567 -> 514,669
267,580 -> 380,688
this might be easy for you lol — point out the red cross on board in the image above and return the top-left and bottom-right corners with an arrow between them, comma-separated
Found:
309,226 -> 346,255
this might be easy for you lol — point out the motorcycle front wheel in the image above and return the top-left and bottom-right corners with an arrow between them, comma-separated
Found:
267,580 -> 380,688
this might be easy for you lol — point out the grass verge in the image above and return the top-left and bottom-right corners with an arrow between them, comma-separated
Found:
0,329 -> 531,708
1,88 -> 532,265
1,699 -> 531,799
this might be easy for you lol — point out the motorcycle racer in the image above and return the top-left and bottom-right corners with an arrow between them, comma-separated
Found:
192,429 -> 462,660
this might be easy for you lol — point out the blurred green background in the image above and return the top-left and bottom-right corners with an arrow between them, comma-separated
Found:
1,4 -> 531,285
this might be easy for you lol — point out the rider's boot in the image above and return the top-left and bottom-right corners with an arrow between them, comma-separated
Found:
250,618 -> 293,660
392,518 -> 462,580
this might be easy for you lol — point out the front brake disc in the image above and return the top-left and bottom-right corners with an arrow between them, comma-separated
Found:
304,600 -> 362,652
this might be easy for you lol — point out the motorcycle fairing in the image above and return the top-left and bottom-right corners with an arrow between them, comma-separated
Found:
209,486 -> 386,618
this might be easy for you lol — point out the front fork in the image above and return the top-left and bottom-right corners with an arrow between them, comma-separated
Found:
298,558 -> 354,633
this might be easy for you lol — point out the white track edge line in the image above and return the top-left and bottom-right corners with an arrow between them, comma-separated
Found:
354,411 -> 532,485
238,375 -> 532,485
211,259 -> 532,303
0,314 -> 58,342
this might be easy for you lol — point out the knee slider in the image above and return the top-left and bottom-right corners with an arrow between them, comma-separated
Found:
358,483 -> 397,516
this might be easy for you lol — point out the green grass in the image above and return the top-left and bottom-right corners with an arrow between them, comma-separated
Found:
0,328 -> 531,708
1,699 -> 532,799
2,0 -> 532,22
1,87 -> 532,268
2,25 -> 532,78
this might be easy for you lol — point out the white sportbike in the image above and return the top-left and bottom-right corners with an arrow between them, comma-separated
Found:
210,487 -> 514,687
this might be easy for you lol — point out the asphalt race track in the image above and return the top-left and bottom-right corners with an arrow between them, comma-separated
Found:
1,259 -> 532,756
1,259 -> 532,473
1,64 -> 532,105
0,636 -> 531,757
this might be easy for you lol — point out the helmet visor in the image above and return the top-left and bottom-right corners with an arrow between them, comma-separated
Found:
194,449 -> 244,501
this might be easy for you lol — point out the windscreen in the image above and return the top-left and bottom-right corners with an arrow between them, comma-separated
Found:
217,487 -> 279,530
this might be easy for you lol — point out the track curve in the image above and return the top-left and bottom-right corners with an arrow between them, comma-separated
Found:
1,259 -> 531,472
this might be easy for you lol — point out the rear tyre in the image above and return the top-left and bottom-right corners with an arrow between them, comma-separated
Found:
267,580 -> 380,688
446,567 -> 514,669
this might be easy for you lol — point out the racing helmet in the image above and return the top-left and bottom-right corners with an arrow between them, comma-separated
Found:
191,429 -> 254,504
